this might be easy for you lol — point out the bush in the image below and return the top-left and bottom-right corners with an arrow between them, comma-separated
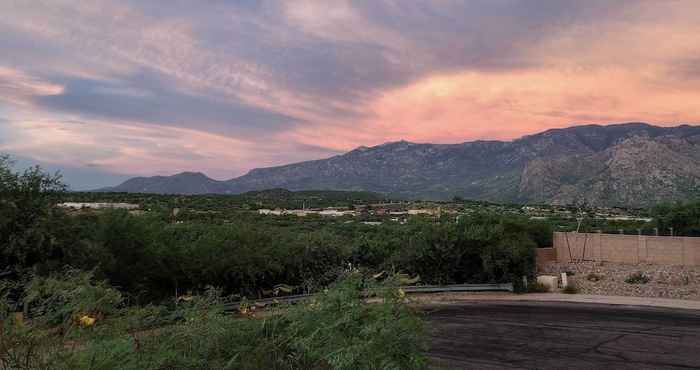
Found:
0,154 -> 67,269
3,273 -> 428,370
625,272 -> 650,284
562,283 -> 579,294
527,281 -> 550,293
23,269 -> 123,330
271,274 -> 427,369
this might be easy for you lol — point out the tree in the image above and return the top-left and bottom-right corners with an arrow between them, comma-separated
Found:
653,200 -> 700,236
0,154 -> 67,269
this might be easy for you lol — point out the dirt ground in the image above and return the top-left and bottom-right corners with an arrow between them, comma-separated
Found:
541,261 -> 700,300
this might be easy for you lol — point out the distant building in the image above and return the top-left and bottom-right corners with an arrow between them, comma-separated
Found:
605,216 -> 653,223
286,209 -> 312,217
257,207 -> 357,217
407,209 -> 433,215
258,209 -> 284,216
388,211 -> 408,216
319,209 -> 355,217
58,202 -> 139,210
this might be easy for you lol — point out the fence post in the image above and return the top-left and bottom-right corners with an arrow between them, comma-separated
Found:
637,231 -> 643,264
560,272 -> 568,288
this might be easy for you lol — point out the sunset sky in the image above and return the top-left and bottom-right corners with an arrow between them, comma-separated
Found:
2,1 -> 700,189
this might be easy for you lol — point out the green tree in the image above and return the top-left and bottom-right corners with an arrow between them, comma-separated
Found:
653,200 -> 700,236
0,154 -> 67,270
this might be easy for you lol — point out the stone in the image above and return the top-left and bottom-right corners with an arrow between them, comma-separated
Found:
537,275 -> 559,292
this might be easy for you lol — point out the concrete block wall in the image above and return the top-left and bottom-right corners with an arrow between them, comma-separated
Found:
553,232 -> 700,266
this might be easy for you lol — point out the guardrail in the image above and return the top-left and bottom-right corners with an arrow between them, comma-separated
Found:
222,282 -> 513,312
402,283 -> 513,293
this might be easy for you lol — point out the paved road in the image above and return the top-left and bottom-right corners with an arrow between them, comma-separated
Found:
423,301 -> 700,369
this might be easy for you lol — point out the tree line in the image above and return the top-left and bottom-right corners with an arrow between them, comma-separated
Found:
1,155 -> 548,301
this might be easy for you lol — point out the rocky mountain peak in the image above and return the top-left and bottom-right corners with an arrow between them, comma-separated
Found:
103,123 -> 700,206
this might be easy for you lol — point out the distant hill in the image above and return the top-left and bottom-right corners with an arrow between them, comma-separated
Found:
97,172 -> 230,194
101,123 -> 700,206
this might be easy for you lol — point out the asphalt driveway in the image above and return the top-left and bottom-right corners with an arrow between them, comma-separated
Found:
424,301 -> 700,369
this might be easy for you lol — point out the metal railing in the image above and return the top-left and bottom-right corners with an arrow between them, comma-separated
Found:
222,282 -> 513,312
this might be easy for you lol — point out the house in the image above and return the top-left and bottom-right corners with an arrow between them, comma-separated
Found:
58,202 -> 139,210
319,209 -> 355,217
258,208 -> 284,216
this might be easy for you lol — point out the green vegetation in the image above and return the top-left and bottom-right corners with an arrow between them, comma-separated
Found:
527,281 -> 550,293
1,272 -> 427,370
2,156 -> 545,302
652,201 -> 700,236
3,206 -> 541,302
0,155 -> 543,368
624,272 -> 650,285
0,155 -> 66,270
586,273 -> 603,282
63,188 -> 387,212
562,283 -> 579,294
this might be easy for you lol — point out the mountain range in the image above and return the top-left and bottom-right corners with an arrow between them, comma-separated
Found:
100,123 -> 700,206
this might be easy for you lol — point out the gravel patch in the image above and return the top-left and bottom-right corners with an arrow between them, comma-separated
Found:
541,262 -> 700,300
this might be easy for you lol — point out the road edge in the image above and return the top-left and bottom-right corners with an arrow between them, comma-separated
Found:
409,292 -> 700,311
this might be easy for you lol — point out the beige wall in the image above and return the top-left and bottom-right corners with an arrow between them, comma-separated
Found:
553,232 -> 700,266
536,248 -> 557,270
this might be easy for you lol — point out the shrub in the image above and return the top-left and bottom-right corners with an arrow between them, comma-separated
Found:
527,281 -> 550,293
7,273 -> 428,370
273,274 -> 427,369
23,269 -> 123,331
0,318 -> 63,370
625,272 -> 650,284
562,283 -> 579,294
0,280 -> 19,320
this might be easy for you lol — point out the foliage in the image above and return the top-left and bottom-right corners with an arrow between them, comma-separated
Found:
0,155 -> 67,270
0,280 -> 19,320
624,272 -> 650,284
3,209 -> 543,302
0,318 -> 60,370
23,269 -> 123,330
2,273 -> 427,370
383,214 -> 537,287
562,283 -> 579,294
63,188 -> 387,212
527,281 -> 550,293
2,154 -> 545,302
653,200 -> 700,236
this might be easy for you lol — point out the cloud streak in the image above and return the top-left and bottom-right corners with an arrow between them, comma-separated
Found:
1,0 -> 699,188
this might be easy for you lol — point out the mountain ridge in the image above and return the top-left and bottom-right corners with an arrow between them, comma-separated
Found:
99,123 -> 700,206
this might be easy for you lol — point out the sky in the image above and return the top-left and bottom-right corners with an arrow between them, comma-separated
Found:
2,1 -> 700,189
